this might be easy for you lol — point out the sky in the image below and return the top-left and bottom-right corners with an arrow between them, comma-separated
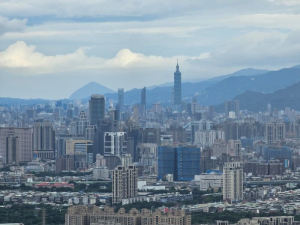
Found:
1,0 -> 300,99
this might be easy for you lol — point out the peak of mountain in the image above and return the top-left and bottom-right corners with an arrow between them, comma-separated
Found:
233,80 -> 300,112
69,82 -> 115,100
207,68 -> 270,82
198,67 -> 300,106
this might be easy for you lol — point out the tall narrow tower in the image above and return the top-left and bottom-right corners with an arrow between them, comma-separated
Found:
89,94 -> 105,125
174,60 -> 182,110
118,88 -> 124,120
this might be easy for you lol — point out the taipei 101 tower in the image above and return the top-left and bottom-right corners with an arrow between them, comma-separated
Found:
174,60 -> 182,111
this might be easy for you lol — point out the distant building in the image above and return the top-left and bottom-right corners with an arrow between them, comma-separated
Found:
243,161 -> 284,176
66,140 -> 93,168
234,100 -> 240,117
56,155 -> 75,173
158,145 -> 201,181
0,127 -> 32,165
194,130 -> 225,147
263,146 -> 292,168
33,120 -> 55,159
65,205 -> 191,225
194,170 -> 223,191
95,153 -> 106,167
265,122 -> 285,144
224,100 -> 231,118
223,162 -> 243,202
93,167 -> 109,180
112,165 -> 138,204
174,61 -> 182,111
118,88 -> 124,120
103,132 -> 127,156
160,135 -> 173,146
141,87 -> 146,116
89,94 -> 105,125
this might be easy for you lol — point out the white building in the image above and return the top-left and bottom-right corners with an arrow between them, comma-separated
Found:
93,167 -> 110,180
194,130 -> 225,147
104,132 -> 127,156
194,171 -> 223,191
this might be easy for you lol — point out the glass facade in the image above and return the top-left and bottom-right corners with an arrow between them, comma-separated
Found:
158,145 -> 201,181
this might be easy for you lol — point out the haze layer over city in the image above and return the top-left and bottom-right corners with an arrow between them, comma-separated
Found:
2,1 -> 300,225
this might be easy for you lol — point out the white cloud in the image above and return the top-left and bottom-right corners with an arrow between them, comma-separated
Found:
0,41 -> 201,74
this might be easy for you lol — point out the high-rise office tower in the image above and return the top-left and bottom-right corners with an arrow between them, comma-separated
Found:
89,94 -> 105,125
141,87 -> 146,116
112,165 -> 138,204
158,145 -> 201,181
103,132 -> 127,156
118,88 -> 124,120
267,103 -> 272,114
265,122 -> 285,144
0,128 -> 32,165
77,111 -> 89,135
234,100 -> 240,117
33,120 -> 55,159
174,61 -> 182,110
223,162 -> 243,202
225,100 -> 231,118
208,106 -> 214,120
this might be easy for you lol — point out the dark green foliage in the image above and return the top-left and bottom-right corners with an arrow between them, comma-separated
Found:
0,166 -> 11,172
0,204 -> 67,225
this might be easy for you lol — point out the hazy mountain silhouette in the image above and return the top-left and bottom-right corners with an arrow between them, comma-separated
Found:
197,68 -> 300,106
69,82 -> 115,100
232,80 -> 300,112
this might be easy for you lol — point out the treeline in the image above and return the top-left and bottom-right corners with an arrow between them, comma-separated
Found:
0,204 -> 67,225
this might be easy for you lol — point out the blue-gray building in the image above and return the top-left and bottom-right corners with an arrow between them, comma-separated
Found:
263,146 -> 293,168
158,145 -> 201,181
174,61 -> 182,110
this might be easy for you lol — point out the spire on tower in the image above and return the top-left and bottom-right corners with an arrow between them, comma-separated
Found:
176,59 -> 179,72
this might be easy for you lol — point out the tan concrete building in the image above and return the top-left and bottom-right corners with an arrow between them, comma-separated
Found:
223,162 -> 243,202
0,127 -> 32,165
65,206 -> 191,225
33,120 -> 55,159
112,165 -> 138,204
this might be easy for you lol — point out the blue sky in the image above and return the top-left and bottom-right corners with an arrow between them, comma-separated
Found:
1,0 -> 300,99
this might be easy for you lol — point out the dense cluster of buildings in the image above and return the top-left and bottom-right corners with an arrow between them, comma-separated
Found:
2,63 -> 300,224
65,205 -> 191,225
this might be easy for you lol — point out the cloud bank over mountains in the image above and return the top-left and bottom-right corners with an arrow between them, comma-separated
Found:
1,0 -> 300,98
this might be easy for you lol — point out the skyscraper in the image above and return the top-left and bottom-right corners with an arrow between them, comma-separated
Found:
141,87 -> 146,116
234,100 -> 240,117
174,61 -> 182,110
158,145 -> 201,181
33,120 -> 55,159
0,127 -> 32,165
223,162 -> 243,202
89,94 -> 105,125
112,165 -> 138,204
225,100 -> 231,117
118,88 -> 124,120
265,122 -> 285,144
